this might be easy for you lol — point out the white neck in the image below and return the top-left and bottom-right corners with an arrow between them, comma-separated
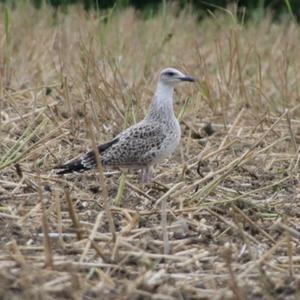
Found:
155,81 -> 174,104
145,81 -> 175,121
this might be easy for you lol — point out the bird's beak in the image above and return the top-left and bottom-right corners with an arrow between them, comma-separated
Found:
179,75 -> 195,82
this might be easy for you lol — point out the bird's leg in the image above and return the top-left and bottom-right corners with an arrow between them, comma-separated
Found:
141,166 -> 153,186
141,168 -> 149,186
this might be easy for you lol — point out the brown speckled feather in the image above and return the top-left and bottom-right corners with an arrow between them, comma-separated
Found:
55,122 -> 167,174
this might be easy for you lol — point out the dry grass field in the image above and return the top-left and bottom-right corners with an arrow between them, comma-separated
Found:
1,2 -> 300,299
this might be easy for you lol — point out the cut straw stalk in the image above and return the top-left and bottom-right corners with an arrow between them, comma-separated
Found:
8,239 -> 28,268
202,175 -> 291,207
154,182 -> 185,255
0,116 -> 70,172
161,197 -> 169,255
2,100 -> 59,126
232,205 -> 276,244
223,244 -> 245,300
80,212 -> 105,262
64,187 -> 84,240
174,110 -> 289,200
85,114 -> 116,242
113,172 -> 126,206
207,208 -> 258,244
37,172 -> 53,269
54,189 -> 64,247
0,114 -> 47,165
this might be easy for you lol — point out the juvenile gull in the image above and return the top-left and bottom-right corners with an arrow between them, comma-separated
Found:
55,68 -> 195,183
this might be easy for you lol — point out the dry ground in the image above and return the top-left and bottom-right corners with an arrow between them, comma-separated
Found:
0,3 -> 300,300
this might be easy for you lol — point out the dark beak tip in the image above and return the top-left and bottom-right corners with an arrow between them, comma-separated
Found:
181,76 -> 195,82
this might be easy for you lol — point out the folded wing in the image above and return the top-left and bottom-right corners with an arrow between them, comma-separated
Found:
55,122 -> 166,174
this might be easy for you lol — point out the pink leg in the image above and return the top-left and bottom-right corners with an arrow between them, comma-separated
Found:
141,166 -> 153,185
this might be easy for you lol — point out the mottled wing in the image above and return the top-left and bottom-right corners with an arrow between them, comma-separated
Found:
101,122 -> 167,166
55,138 -> 119,174
55,122 -> 166,174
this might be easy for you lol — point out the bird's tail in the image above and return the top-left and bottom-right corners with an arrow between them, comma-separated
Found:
54,158 -> 90,175
54,137 -> 119,175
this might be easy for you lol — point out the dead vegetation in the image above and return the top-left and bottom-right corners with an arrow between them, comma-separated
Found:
0,3 -> 300,299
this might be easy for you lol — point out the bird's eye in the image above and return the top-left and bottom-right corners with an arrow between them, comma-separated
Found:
165,71 -> 175,76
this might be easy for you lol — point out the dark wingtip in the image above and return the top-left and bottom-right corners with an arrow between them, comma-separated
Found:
53,164 -> 71,175
53,159 -> 87,175
55,167 -> 70,175
54,138 -> 117,176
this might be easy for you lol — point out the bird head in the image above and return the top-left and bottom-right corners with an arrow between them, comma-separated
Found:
159,67 -> 195,86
